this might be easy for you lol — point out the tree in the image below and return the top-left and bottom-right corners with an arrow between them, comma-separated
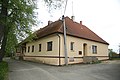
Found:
0,0 -> 63,62
108,49 -> 118,59
5,29 -> 18,57
0,0 -> 37,62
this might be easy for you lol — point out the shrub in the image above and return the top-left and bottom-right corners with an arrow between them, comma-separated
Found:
0,61 -> 8,80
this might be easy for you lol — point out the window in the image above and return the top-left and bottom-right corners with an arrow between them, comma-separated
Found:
39,44 -> 41,52
28,46 -> 30,53
70,42 -> 74,50
47,41 -> 52,51
32,45 -> 34,52
79,51 -> 82,55
25,47 -> 26,53
92,45 -> 97,54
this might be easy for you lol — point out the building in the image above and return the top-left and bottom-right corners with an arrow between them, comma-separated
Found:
17,16 -> 109,65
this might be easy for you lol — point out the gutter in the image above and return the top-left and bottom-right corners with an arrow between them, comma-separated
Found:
56,33 -> 61,66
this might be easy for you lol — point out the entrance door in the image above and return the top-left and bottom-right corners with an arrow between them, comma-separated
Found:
83,43 -> 87,56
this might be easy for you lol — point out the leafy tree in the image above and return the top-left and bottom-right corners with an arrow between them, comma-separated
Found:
0,0 -> 37,62
108,49 -> 119,59
5,28 -> 18,57
0,0 -> 63,62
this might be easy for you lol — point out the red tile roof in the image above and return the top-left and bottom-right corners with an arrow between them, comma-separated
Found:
36,17 -> 109,45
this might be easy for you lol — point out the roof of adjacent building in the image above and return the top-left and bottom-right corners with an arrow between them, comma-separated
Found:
35,16 -> 109,45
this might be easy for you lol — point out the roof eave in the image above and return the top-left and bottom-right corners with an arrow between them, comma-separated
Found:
57,32 -> 109,45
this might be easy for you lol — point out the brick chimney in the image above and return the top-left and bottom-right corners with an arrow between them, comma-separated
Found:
48,21 -> 52,25
80,21 -> 82,25
71,16 -> 75,21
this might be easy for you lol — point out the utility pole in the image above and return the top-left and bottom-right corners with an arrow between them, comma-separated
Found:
62,15 -> 68,65
62,0 -> 68,65
119,44 -> 120,58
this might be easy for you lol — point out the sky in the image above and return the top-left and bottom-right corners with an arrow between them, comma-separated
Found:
35,0 -> 120,53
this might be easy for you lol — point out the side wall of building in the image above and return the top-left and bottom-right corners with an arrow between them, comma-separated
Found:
24,34 -> 60,65
59,34 -> 109,65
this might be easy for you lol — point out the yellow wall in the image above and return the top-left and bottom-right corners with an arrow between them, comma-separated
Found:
25,34 -> 59,56
23,33 -> 109,65
60,34 -> 108,56
24,34 -> 60,65
24,57 -> 59,65
59,34 -> 109,64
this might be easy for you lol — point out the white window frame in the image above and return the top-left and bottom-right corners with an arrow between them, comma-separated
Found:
92,45 -> 97,54
47,41 -> 52,51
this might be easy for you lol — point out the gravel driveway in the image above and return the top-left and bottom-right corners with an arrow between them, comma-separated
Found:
6,59 -> 120,80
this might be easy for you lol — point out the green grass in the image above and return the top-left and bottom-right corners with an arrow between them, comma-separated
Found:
111,57 -> 120,60
0,61 -> 8,80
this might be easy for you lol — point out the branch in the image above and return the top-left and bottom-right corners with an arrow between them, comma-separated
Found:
8,10 -> 14,17
8,8 -> 19,17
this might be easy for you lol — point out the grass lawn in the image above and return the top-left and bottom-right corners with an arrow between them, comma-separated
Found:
0,61 -> 8,80
111,57 -> 120,60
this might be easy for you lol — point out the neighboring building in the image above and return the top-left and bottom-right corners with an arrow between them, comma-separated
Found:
17,16 -> 109,65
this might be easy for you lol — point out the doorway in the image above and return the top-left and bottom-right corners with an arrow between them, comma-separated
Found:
83,43 -> 87,56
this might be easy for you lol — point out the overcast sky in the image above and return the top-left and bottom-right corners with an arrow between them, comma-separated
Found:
35,0 -> 120,53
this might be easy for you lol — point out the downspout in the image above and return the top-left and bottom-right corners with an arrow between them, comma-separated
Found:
56,34 -> 61,66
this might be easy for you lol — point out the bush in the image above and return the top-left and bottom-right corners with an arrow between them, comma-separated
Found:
0,61 -> 8,80
92,60 -> 101,64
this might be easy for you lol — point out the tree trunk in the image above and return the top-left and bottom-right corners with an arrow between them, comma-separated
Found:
0,0 -> 9,62
0,26 -> 8,61
0,25 -> 4,43
0,24 -> 4,61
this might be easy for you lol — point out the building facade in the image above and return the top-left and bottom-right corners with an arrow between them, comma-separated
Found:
17,17 -> 109,65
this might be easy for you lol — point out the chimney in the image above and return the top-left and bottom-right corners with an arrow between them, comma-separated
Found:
71,16 -> 75,21
48,21 -> 52,25
80,21 -> 82,25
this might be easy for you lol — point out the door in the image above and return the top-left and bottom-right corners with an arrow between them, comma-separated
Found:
83,43 -> 87,56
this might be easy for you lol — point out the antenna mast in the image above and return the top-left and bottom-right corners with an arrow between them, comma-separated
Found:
71,1 -> 75,21
72,1 -> 74,16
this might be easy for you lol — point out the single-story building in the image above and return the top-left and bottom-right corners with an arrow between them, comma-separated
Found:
16,16 -> 109,65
